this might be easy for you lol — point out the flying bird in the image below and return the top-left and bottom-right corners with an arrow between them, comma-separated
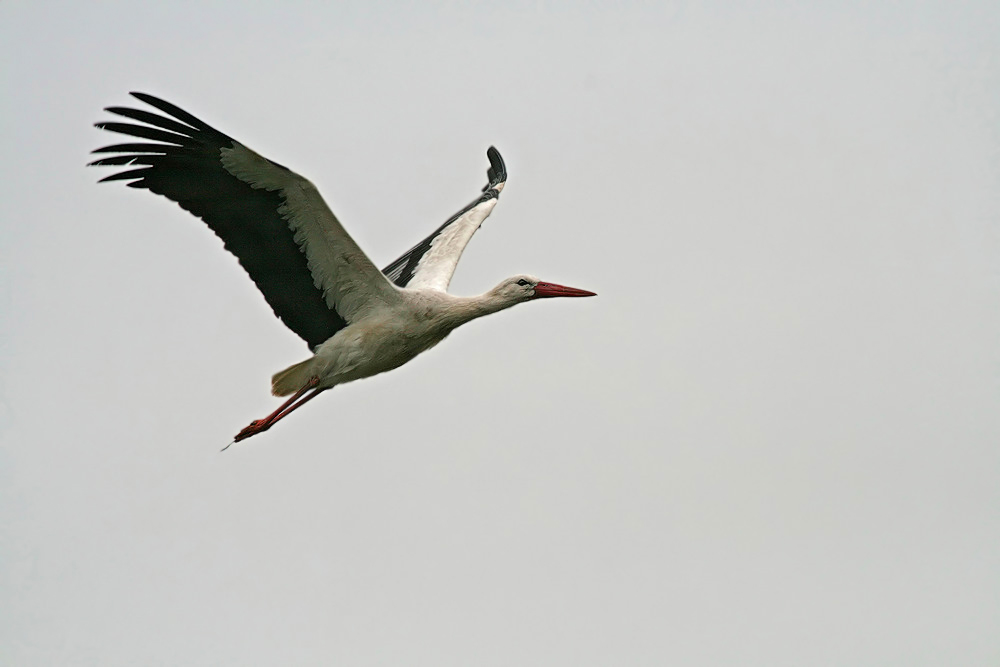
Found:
91,93 -> 596,445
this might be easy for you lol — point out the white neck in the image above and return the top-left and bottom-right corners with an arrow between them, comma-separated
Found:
437,290 -> 523,329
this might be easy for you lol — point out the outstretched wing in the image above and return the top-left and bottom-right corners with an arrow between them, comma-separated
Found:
382,147 -> 507,292
91,92 -> 400,351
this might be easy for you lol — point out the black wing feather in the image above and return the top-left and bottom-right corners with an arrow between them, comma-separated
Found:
91,142 -> 179,154
92,92 -> 347,351
104,106 -> 202,136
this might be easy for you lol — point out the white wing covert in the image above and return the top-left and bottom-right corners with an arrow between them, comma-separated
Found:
218,142 -> 400,323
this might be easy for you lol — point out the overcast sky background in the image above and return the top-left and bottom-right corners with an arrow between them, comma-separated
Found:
1,1 -> 998,665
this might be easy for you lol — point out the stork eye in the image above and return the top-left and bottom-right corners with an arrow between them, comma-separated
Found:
516,279 -> 530,287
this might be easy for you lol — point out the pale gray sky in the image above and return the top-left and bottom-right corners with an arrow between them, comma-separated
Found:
1,1 -> 998,665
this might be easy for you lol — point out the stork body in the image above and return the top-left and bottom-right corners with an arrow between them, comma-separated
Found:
91,93 -> 595,444
293,289 -> 498,388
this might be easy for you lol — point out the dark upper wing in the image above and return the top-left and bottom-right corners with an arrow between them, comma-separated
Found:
91,92 -> 396,351
382,147 -> 507,291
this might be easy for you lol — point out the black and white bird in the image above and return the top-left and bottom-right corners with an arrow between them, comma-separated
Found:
91,93 -> 596,445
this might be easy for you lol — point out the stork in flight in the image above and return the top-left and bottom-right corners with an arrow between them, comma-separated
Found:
91,93 -> 596,445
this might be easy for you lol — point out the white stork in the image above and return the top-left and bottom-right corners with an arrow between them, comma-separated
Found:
91,93 -> 596,445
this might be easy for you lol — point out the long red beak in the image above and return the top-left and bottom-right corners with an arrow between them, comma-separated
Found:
532,281 -> 597,298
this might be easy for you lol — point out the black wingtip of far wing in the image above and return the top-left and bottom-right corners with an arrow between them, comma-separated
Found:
482,146 -> 507,192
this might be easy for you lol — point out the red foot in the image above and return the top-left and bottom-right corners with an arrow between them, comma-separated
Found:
229,376 -> 324,446
234,419 -> 271,442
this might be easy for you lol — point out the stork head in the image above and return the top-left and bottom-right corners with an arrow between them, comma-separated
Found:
492,274 -> 597,305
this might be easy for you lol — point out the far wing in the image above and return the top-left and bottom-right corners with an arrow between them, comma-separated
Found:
382,147 -> 507,292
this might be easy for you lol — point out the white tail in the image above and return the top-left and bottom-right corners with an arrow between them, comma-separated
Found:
271,359 -> 316,396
